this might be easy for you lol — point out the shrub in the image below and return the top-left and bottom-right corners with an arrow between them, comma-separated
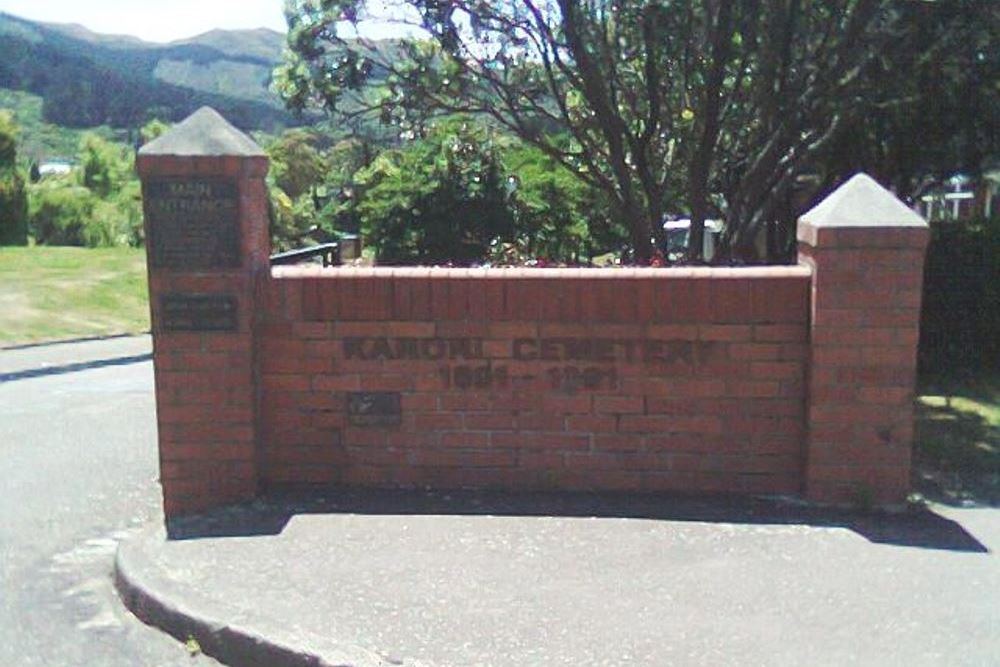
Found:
0,167 -> 28,245
29,180 -> 97,246
0,110 -> 28,245
919,217 -> 1000,377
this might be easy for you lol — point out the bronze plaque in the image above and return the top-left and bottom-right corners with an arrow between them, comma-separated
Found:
348,392 -> 402,427
146,179 -> 240,269
161,294 -> 238,332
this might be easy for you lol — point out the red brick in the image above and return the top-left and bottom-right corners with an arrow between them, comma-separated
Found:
488,322 -> 538,338
858,386 -> 912,405
408,277 -> 434,320
518,450 -> 565,469
699,324 -> 753,342
414,413 -> 464,430
729,343 -> 781,361
593,396 -> 644,415
440,432 -> 491,448
516,413 -> 566,431
439,393 -> 492,411
753,324 -> 806,342
542,395 -> 593,414
520,432 -> 591,450
464,414 -> 516,431
728,380 -> 781,398
860,346 -> 916,367
592,434 -> 641,452
401,393 -> 438,411
333,321 -> 387,337
812,346 -> 861,366
264,374 -> 311,392
359,375 -> 413,392
311,374 -> 361,391
565,415 -> 618,433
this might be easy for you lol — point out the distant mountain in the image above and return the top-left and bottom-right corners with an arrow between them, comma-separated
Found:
0,12 -> 297,132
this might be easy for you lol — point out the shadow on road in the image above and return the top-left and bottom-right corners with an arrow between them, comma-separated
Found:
165,488 -> 990,554
0,353 -> 152,384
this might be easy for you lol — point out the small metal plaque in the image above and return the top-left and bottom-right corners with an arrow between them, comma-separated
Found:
348,392 -> 402,427
161,294 -> 238,332
145,179 -> 240,270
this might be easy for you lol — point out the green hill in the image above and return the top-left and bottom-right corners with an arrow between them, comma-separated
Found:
0,88 -> 121,162
0,12 -> 296,133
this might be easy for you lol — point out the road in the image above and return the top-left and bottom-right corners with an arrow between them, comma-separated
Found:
0,336 -> 218,666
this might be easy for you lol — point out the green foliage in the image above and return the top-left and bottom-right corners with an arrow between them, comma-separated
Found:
0,109 -> 16,165
279,0 -> 998,263
266,130 -> 328,200
78,133 -> 132,197
264,130 -> 331,251
505,142 -> 619,263
920,217 -> 1000,376
352,118 -> 516,265
824,1 -> 1000,195
28,179 -> 98,246
0,110 -> 28,245
29,174 -> 142,248
140,118 -> 171,145
20,132 -> 144,248
0,169 -> 29,245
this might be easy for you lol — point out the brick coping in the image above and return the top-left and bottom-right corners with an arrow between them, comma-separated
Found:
272,265 -> 814,280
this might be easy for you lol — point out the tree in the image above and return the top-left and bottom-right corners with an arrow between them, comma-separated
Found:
78,133 -> 132,198
29,181 -> 98,246
267,129 -> 330,200
265,130 -> 333,250
351,117 -> 517,265
820,1 -> 1000,200
140,118 -> 172,145
505,141 -> 618,262
0,111 -> 29,246
277,0 -> 921,262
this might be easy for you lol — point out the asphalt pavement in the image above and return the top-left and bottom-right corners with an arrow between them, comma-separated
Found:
4,335 -> 998,667
123,490 -> 1000,667
0,335 -> 218,666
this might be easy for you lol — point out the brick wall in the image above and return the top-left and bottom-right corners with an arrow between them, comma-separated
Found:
137,110 -> 929,517
137,117 -> 271,516
800,228 -> 930,505
259,267 -> 811,496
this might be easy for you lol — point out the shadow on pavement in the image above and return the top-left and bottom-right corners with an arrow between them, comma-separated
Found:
165,488 -> 990,554
0,353 -> 152,384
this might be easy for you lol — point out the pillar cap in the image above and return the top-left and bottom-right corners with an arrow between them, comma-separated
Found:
139,107 -> 265,158
798,173 -> 927,246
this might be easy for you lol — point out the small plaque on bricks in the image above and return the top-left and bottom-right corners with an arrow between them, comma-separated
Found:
146,179 -> 240,270
161,294 -> 238,332
348,392 -> 402,427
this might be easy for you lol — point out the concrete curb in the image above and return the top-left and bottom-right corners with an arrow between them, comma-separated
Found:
1,332 -> 149,351
114,525 -> 393,667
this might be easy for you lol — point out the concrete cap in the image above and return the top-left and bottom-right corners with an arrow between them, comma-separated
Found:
799,173 -> 927,229
139,107 -> 265,157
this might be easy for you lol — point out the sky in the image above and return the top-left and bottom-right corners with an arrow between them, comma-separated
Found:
0,0 -> 422,43
0,0 -> 289,43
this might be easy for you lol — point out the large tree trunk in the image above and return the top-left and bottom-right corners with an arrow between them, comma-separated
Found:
625,201 -> 654,264
687,0 -> 734,264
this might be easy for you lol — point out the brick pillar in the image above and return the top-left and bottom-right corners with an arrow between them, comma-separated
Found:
798,173 -> 929,507
136,107 -> 270,517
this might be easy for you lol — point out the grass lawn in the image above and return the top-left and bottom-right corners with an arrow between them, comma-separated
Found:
914,375 -> 1000,506
0,246 -> 149,347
